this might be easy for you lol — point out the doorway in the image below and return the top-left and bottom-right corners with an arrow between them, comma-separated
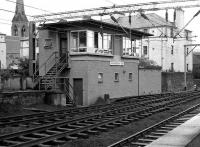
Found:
59,33 -> 68,63
73,78 -> 83,105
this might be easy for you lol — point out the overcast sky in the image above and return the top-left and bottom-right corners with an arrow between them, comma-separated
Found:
0,0 -> 200,45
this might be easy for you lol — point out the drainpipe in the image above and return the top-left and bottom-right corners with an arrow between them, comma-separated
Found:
138,64 -> 140,96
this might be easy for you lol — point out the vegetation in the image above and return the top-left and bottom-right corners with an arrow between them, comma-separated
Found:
0,58 -> 29,80
139,58 -> 162,70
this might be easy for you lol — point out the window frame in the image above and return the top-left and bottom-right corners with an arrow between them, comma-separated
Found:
123,37 -> 135,56
44,38 -> 53,49
71,30 -> 87,53
94,32 -> 99,49
114,73 -> 119,82
143,46 -> 148,55
98,73 -> 103,83
129,73 -> 133,81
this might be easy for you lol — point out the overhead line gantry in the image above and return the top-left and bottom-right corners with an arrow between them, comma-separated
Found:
33,0 -> 200,23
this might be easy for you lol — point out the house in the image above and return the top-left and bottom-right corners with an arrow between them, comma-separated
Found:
105,8 -> 193,72
6,36 -> 21,69
0,32 -> 6,69
37,19 -> 153,106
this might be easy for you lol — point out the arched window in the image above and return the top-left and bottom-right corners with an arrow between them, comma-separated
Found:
21,26 -> 26,37
14,25 -> 18,36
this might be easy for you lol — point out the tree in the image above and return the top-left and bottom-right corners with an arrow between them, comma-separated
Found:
18,58 -> 29,77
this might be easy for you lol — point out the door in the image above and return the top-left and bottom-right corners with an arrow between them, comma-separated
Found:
73,78 -> 83,105
60,33 -> 68,63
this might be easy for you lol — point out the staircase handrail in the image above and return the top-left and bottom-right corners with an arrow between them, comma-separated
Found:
63,79 -> 76,106
40,51 -> 69,90
33,51 -> 58,82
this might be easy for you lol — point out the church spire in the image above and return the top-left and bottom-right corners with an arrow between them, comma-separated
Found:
11,0 -> 28,37
12,0 -> 28,22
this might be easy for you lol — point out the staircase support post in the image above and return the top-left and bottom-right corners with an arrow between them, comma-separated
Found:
39,79 -> 41,90
54,77 -> 56,90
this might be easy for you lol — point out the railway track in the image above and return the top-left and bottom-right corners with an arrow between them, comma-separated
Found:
0,91 -> 199,147
108,101 -> 200,147
0,92 -> 177,128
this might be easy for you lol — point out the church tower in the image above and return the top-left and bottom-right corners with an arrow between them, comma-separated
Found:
11,0 -> 28,37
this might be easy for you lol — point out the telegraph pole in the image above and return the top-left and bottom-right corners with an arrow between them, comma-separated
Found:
184,45 -> 187,90
29,21 -> 36,76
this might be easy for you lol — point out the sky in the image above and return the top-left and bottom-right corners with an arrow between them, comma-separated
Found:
0,0 -> 200,45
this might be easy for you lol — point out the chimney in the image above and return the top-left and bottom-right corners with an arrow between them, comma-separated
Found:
174,8 -> 184,29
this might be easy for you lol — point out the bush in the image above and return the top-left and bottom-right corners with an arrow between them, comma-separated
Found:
139,58 -> 162,70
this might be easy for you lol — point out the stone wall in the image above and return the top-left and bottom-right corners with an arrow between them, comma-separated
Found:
0,91 -> 45,106
162,72 -> 194,92
0,77 -> 33,90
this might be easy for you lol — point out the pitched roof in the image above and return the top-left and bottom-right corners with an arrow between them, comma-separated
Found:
104,13 -> 174,29
42,19 -> 152,38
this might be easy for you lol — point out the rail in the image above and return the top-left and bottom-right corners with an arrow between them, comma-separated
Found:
108,101 -> 200,147
0,91 -> 199,147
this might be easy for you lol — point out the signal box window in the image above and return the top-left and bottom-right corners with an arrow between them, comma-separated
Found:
129,73 -> 133,81
114,73 -> 119,82
98,73 -> 103,83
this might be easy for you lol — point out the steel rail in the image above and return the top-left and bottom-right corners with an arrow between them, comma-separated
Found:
108,101 -> 200,147
0,93 -> 176,127
0,92 -> 199,147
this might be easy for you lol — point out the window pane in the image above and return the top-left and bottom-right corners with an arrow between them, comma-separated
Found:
98,73 -> 103,83
114,73 -> 119,82
79,31 -> 87,47
143,46 -> 148,55
108,35 -> 112,49
103,34 -> 108,49
71,32 -> 78,49
94,32 -> 98,48
129,73 -> 133,81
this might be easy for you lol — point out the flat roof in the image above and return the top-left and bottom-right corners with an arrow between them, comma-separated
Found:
40,19 -> 152,38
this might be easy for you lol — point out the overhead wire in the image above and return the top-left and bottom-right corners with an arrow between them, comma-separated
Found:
0,8 -> 34,18
2,0 -> 197,42
5,0 -> 51,13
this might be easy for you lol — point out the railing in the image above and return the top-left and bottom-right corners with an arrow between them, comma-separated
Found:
33,51 -> 59,83
40,77 -> 75,106
33,51 -> 69,85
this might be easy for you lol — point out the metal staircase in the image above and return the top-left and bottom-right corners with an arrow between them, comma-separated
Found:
33,51 -> 75,106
